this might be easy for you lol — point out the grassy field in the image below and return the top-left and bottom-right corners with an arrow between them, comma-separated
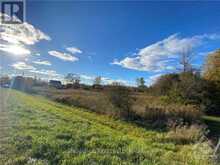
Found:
0,89 -> 215,165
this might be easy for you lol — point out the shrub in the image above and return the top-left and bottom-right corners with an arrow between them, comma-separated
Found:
166,124 -> 207,144
151,72 -> 220,113
107,85 -> 134,120
152,73 -> 179,96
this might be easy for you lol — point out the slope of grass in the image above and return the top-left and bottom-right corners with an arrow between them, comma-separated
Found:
0,89 -> 215,165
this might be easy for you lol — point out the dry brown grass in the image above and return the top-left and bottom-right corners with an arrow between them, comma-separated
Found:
33,87 -> 203,126
165,124 -> 207,144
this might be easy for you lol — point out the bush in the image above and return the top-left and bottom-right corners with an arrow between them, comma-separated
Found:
151,72 -> 220,114
107,85 -> 134,120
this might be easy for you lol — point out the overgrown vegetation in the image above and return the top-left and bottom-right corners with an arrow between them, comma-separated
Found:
1,49 -> 220,164
107,85 -> 134,120
0,90 -> 215,165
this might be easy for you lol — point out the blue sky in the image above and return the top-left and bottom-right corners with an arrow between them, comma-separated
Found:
1,1 -> 220,86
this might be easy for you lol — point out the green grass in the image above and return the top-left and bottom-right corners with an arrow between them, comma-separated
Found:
0,89 -> 215,165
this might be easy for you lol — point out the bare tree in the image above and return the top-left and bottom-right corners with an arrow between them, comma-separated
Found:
93,76 -> 102,86
179,46 -> 193,73
65,73 -> 80,88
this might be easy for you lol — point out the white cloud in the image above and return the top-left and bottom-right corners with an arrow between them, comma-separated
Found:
48,50 -> 78,62
0,12 -> 51,56
80,74 -> 95,80
101,77 -> 130,86
0,44 -> 30,56
30,69 -> 60,77
11,62 -> 36,70
33,60 -> 52,66
74,74 -> 131,86
146,74 -> 162,86
112,33 -> 220,72
20,68 -> 63,81
66,47 -> 82,54
0,14 -> 50,45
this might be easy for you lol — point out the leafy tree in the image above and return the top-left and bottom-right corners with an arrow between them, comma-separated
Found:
202,49 -> 220,114
203,49 -> 220,83
136,77 -> 145,88
152,72 -> 212,109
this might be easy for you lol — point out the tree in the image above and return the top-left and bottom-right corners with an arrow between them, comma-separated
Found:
136,77 -> 145,88
203,49 -> 220,83
152,73 -> 179,95
202,49 -> 220,114
65,73 -> 80,88
108,85 -> 133,120
179,47 -> 193,73
93,76 -> 101,86
152,72 -> 208,105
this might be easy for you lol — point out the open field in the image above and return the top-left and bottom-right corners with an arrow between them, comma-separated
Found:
0,89 -> 215,165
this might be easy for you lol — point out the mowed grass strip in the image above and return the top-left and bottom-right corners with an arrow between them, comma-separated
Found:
0,89 -> 214,165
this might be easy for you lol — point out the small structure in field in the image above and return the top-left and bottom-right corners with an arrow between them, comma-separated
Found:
49,80 -> 62,89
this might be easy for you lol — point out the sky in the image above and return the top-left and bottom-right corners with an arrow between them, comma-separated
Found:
1,1 -> 220,86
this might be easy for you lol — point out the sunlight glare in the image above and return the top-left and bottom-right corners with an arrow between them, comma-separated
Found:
0,45 -> 31,57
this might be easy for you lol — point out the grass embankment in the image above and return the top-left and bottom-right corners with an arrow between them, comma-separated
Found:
0,89 -> 215,165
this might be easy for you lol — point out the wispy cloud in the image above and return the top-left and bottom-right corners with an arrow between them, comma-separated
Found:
66,47 -> 82,54
11,62 -> 36,70
48,50 -> 79,62
29,69 -> 61,78
0,12 -> 51,56
112,33 -> 220,72
102,77 -> 130,85
10,61 -> 62,81
33,60 -> 52,66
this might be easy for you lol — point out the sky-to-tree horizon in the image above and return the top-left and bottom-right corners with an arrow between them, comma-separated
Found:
1,1 -> 220,86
